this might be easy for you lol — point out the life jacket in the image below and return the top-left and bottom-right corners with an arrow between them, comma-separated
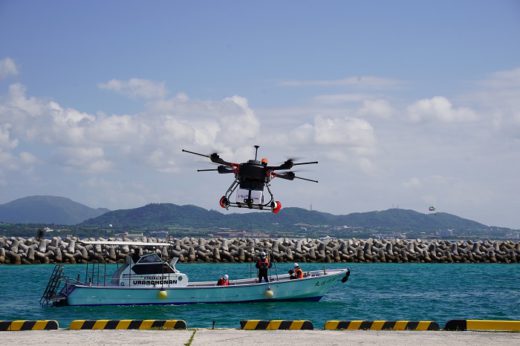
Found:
217,278 -> 229,286
257,257 -> 270,269
294,267 -> 303,279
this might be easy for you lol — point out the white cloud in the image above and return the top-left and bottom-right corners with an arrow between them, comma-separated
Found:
2,68 -> 519,227
147,149 -> 178,173
480,67 -> 520,89
0,80 -> 266,176
5,83 -> 47,120
57,147 -> 112,173
89,114 -> 147,145
403,177 -> 422,189
0,57 -> 18,80
218,96 -> 260,145
313,93 -> 373,104
289,123 -> 314,144
280,75 -> 403,88
407,96 -> 477,123
19,151 -> 37,165
358,99 -> 394,118
98,78 -> 167,99
314,115 -> 376,154
0,124 -> 18,149
466,67 -> 520,135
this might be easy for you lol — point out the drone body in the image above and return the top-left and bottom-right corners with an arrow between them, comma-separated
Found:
182,145 -> 318,213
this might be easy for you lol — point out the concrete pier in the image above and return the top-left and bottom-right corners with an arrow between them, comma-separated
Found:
1,329 -> 519,346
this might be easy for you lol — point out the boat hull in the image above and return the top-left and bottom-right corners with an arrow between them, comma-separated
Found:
64,269 -> 349,306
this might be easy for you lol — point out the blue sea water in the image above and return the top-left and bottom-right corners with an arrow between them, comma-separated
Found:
0,263 -> 519,328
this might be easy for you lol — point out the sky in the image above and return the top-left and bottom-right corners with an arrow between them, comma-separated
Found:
0,1 -> 519,228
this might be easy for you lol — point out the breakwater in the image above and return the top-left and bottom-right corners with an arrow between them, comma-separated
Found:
0,236 -> 519,264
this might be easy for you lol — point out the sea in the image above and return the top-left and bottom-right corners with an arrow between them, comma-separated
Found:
1,262 -> 519,329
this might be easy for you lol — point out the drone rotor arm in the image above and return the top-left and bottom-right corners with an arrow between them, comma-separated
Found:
268,160 -> 318,171
294,175 -> 319,183
209,153 -> 238,167
267,159 -> 293,171
292,161 -> 318,166
272,171 -> 318,183
271,171 -> 295,180
217,165 -> 235,174
182,149 -> 210,159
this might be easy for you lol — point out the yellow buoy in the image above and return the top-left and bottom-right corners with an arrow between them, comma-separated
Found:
158,289 -> 168,299
264,288 -> 274,298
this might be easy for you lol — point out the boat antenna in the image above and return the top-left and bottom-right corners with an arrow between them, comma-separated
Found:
254,145 -> 259,161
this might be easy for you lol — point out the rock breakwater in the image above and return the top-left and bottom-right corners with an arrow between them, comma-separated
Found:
0,236 -> 519,264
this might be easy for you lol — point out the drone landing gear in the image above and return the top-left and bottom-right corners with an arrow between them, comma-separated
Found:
272,201 -> 282,214
218,196 -> 282,214
219,196 -> 230,209
218,179 -> 282,213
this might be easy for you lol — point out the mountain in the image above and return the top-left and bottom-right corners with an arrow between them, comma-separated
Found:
0,195 -> 109,225
334,208 -> 487,232
2,196 -> 513,238
81,203 -> 225,228
80,203 -> 503,237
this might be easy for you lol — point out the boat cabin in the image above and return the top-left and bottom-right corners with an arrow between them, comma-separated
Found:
113,253 -> 189,288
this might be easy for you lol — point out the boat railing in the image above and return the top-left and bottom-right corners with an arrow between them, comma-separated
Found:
77,261 -> 183,288
75,261 -> 132,287
187,269 -> 343,288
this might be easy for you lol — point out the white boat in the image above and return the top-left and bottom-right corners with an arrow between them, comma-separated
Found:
42,246 -> 350,306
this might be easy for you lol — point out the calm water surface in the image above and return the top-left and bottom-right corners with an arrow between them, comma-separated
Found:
1,263 -> 519,328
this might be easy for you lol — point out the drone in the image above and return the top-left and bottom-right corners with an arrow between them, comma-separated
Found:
182,145 -> 318,214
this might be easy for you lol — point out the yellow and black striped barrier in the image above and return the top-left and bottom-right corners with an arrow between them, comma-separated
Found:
0,320 -> 59,331
445,320 -> 520,332
324,320 -> 440,331
240,320 -> 314,330
69,319 -> 187,330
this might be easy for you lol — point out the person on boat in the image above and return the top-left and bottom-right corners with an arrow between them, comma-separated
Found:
256,252 -> 271,282
217,274 -> 229,286
292,263 -> 303,279
131,251 -> 140,264
288,269 -> 295,279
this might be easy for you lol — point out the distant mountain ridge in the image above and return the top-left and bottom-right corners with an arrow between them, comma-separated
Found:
1,196 -> 515,238
0,195 -> 109,225
80,202 -> 498,234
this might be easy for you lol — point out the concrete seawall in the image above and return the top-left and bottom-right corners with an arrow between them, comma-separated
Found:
0,236 -> 519,264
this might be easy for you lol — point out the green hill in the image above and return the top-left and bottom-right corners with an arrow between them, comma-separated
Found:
2,196 -> 515,239
0,195 -> 109,225
81,203 -> 501,237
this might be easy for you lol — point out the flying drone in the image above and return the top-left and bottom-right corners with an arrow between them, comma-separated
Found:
182,145 -> 318,214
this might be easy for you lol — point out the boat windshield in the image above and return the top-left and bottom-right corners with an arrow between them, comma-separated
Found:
136,254 -> 163,264
132,253 -> 175,274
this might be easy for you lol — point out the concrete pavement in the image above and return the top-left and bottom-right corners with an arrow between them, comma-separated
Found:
1,329 -> 519,346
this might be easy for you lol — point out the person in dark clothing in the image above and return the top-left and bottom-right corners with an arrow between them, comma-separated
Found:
36,228 -> 45,241
255,252 -> 271,282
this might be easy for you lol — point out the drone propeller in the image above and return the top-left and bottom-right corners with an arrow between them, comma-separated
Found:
182,149 -> 236,167
292,160 -> 318,167
268,159 -> 318,171
197,165 -> 235,174
272,171 -> 318,183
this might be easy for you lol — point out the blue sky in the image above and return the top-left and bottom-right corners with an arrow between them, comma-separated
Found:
1,1 -> 520,228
